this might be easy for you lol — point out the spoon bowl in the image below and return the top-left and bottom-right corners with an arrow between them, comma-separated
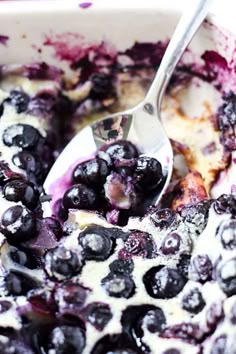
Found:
44,0 -> 212,214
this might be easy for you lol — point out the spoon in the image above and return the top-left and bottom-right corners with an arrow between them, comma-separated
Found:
44,0 -> 212,213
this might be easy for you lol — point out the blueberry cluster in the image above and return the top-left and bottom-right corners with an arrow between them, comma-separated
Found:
59,140 -> 164,225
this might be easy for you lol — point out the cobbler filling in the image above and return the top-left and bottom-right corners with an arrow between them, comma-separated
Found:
0,40 -> 235,354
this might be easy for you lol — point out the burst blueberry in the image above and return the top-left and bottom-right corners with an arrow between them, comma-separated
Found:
119,230 -> 155,259
143,266 -> 187,299
1,205 -> 37,245
148,208 -> 177,229
84,302 -> 112,331
78,225 -> 113,261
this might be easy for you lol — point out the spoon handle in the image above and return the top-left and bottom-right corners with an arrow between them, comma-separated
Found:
145,0 -> 213,109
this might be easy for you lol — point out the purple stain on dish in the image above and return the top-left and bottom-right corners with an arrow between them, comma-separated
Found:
0,35 -> 9,46
79,2 -> 92,9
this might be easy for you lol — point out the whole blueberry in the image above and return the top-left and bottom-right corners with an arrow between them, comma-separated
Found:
1,205 -> 37,244
5,270 -> 38,296
134,156 -> 163,191
216,257 -> 236,296
9,246 -> 39,269
78,225 -> 113,261
7,90 -> 30,113
214,194 -> 236,216
143,266 -> 187,299
216,219 -> 236,250
121,305 -> 166,341
104,141 -> 139,160
3,179 -> 39,210
101,273 -> 135,298
73,157 -> 109,187
188,254 -> 213,283
84,302 -> 112,331
3,124 -> 41,149
182,288 -> 205,313
63,184 -> 97,211
12,151 -> 37,173
48,325 -> 85,354
44,246 -> 83,280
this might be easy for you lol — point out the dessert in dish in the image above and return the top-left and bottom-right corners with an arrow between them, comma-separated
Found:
0,37 -> 235,354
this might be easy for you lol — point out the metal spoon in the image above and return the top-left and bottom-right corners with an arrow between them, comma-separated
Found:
44,0 -> 212,212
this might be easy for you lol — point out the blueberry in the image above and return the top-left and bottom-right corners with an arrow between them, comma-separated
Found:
182,288 -> 205,314
5,270 -> 38,296
27,287 -> 57,315
218,91 -> 236,150
90,72 -> 115,100
91,333 -> 139,354
0,300 -> 12,313
205,301 -> 224,332
143,266 -> 187,299
104,141 -> 139,160
73,157 -> 109,187
3,124 -> 41,148
189,254 -> 213,283
3,179 -> 39,210
134,156 -> 163,191
12,151 -> 37,173
148,208 -> 176,229
53,281 -> 89,315
214,194 -> 236,216
101,273 -> 135,298
9,246 -> 40,269
216,219 -> 236,250
109,259 -> 134,275
63,184 -> 97,210
78,225 -> 113,261
121,305 -> 166,347
177,254 -> 191,278
48,325 -> 85,354
160,232 -> 181,255
210,334 -> 227,354
119,230 -> 155,259
216,257 -> 236,296
0,161 -> 22,186
180,200 -> 211,235
1,205 -> 37,244
84,302 -> 112,331
44,246 -> 82,280
6,90 -> 30,113
160,323 -> 204,344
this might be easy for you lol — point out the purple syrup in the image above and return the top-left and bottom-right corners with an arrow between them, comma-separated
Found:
79,2 -> 93,9
0,35 -> 9,46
